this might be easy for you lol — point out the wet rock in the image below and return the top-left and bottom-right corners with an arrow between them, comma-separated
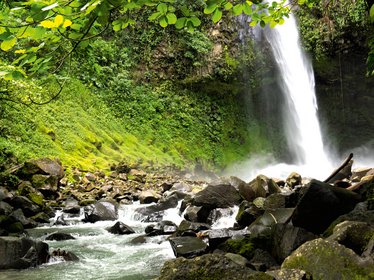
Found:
107,221 -> 135,235
139,190 -> 161,204
9,196 -> 41,217
130,235 -> 147,244
30,212 -> 51,224
63,197 -> 80,214
225,252 -> 251,267
50,249 -> 79,261
0,236 -> 49,269
169,236 -> 208,258
247,175 -> 268,199
184,205 -> 211,223
83,201 -> 118,223
128,169 -> 147,183
136,193 -> 179,216
248,208 -> 294,237
158,253 -> 273,280
292,179 -> 362,234
177,220 -> 211,236
236,201 -> 264,228
271,223 -> 316,262
84,172 -> 96,182
192,184 -> 242,209
207,228 -> 232,250
282,238 -> 374,279
17,158 -> 64,179
45,232 -> 75,241
145,220 -> 177,236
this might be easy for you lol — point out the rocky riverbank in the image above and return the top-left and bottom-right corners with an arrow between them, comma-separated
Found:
0,157 -> 373,279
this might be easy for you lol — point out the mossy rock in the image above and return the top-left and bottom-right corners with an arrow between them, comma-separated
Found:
218,237 -> 255,259
27,192 -> 44,207
282,238 -> 374,279
7,222 -> 24,234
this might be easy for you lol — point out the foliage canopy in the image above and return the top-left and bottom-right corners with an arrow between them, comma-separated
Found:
0,0 -> 320,79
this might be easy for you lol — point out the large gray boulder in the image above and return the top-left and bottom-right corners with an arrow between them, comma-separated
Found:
17,158 -> 64,179
0,236 -> 49,269
157,253 -> 273,280
292,179 -> 362,234
282,238 -> 374,279
106,221 -> 135,235
192,184 -> 242,209
83,201 -> 118,223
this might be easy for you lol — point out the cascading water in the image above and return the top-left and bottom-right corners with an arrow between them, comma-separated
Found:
263,0 -> 332,176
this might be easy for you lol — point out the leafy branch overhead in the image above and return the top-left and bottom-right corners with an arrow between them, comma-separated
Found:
0,0 -> 371,79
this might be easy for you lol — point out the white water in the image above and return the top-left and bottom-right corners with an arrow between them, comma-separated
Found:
264,0 -> 331,172
1,202 -> 238,280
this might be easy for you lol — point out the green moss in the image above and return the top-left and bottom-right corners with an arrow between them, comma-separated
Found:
220,238 -> 255,259
27,192 -> 44,207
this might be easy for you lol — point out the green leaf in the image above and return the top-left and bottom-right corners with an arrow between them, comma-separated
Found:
166,13 -> 177,24
243,2 -> 252,15
190,16 -> 201,27
157,3 -> 168,14
249,20 -> 257,27
260,20 -> 266,28
269,20 -> 277,28
1,36 -> 17,51
204,3 -> 217,14
224,2 -> 233,10
233,4 -> 243,16
175,17 -> 186,29
370,4 -> 374,20
212,8 -> 222,23
180,6 -> 190,17
159,16 -> 168,28
148,12 -> 160,21
0,27 -> 7,35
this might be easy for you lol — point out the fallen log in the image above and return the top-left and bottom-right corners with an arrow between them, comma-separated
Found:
324,153 -> 353,184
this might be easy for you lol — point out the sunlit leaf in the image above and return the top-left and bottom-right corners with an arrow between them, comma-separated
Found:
63,19 -> 73,28
54,15 -> 64,27
166,13 -> 177,24
212,8 -> 222,23
233,4 -> 243,16
160,16 -> 168,28
1,36 -> 17,51
224,2 -> 233,10
175,17 -> 186,29
157,3 -> 168,14
15,49 -> 26,54
190,16 -> 201,27
40,20 -> 56,28
204,3 -> 217,15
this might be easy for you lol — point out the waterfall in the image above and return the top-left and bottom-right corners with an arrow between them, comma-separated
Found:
263,0 -> 331,172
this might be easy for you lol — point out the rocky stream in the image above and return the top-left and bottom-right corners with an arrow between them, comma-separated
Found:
0,157 -> 373,279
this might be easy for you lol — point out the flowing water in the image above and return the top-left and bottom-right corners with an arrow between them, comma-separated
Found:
263,0 -> 331,172
0,203 -> 238,280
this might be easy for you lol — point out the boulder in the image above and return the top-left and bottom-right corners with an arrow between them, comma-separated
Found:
135,193 -> 179,216
31,174 -> 59,199
139,190 -> 161,204
158,253 -> 273,280
236,201 -> 264,228
292,179 -> 362,234
177,220 -> 210,236
107,221 -> 135,235
9,209 -> 37,229
45,232 -> 75,241
145,220 -> 177,236
271,223 -> 316,262
9,196 -> 41,217
128,169 -> 147,183
282,238 -> 374,279
17,158 -> 64,179
249,249 -> 278,271
184,206 -> 211,223
0,236 -> 49,269
327,220 -> 374,255
83,201 -> 118,223
285,172 -> 302,189
0,201 -> 13,215
170,182 -> 192,193
168,236 -> 208,258
63,197 -> 81,214
207,228 -> 233,250
247,175 -> 268,199
192,184 -> 242,209
248,208 -> 294,237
